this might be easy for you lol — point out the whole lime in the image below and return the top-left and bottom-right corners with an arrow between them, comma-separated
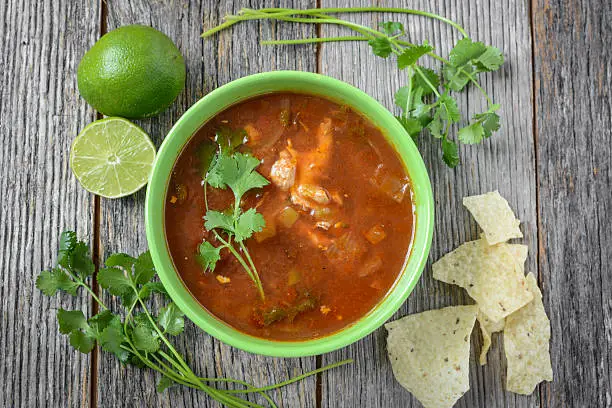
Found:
77,25 -> 186,118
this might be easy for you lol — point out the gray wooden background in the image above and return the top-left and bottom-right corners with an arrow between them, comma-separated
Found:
0,0 -> 610,407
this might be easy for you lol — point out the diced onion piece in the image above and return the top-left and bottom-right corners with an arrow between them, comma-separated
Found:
254,219 -> 276,243
364,224 -> 387,245
287,268 -> 301,286
359,255 -> 383,277
313,207 -> 334,221
370,164 -> 409,203
278,206 -> 300,229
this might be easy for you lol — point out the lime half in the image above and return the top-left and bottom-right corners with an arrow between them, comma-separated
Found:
70,117 -> 156,198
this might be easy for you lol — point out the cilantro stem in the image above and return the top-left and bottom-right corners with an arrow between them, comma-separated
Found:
203,7 -> 468,37
215,233 -> 265,300
238,241 -> 263,295
136,295 -> 197,378
64,269 -> 108,310
225,358 -> 354,394
261,35 -> 366,45
414,65 -> 442,98
404,66 -> 414,115
251,7 -> 468,37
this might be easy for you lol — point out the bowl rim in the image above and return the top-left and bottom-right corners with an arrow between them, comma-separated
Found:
145,71 -> 434,357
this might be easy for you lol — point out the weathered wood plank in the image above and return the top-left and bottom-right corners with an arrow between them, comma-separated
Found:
318,1 -> 537,406
0,0 -> 99,407
533,1 -> 612,406
97,1 -> 318,407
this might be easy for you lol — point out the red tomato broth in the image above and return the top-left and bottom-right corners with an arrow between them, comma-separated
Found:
165,93 -> 415,341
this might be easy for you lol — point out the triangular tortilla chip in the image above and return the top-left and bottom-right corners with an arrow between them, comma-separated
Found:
463,191 -> 523,245
477,310 -> 505,365
432,239 -> 533,323
385,305 -> 478,408
504,273 -> 553,394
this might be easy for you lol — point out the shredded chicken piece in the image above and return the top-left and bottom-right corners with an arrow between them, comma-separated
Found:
294,220 -> 331,250
297,118 -> 333,184
270,150 -> 296,191
296,184 -> 330,205
315,221 -> 332,230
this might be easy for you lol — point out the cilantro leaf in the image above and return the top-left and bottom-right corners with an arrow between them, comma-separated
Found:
204,210 -> 235,232
69,330 -> 95,353
442,138 -> 460,168
443,38 -> 504,91
234,208 -> 266,242
397,43 -> 433,69
394,86 -> 411,110
458,122 -> 485,144
158,303 -> 184,336
368,37 -> 393,58
207,153 -> 269,198
99,316 -> 130,363
412,67 -> 440,96
57,231 -> 77,266
459,108 -> 501,144
396,116 -> 423,144
57,308 -> 99,354
437,93 -> 461,123
57,309 -> 89,334
56,233 -> 94,279
227,153 -> 269,199
140,281 -> 168,300
98,266 -> 132,295
427,109 -> 444,139
157,376 -> 176,393
215,126 -> 247,155
448,37 -> 488,66
380,21 -> 404,36
36,268 -> 79,296
134,251 -> 155,285
197,140 -> 217,177
132,324 -> 160,353
473,109 -> 501,138
473,46 -> 504,71
87,310 -> 116,338
98,266 -> 134,306
196,241 -> 221,273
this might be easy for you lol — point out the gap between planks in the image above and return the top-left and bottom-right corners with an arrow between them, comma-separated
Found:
89,0 -> 108,407
527,0 -> 548,406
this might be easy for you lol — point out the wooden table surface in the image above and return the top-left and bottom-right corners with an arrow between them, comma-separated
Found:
1,0 -> 610,407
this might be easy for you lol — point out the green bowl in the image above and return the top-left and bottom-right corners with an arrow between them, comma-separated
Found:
145,71 -> 434,357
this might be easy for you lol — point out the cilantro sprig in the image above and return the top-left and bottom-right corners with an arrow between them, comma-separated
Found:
198,131 -> 269,300
37,231 -> 351,407
201,7 -> 505,168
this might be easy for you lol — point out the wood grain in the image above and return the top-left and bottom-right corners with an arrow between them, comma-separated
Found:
96,1 -> 319,407
0,0 -> 99,407
533,0 -> 612,406
318,0 -> 538,407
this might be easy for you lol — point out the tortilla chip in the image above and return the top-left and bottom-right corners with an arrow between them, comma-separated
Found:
507,244 -> 528,275
504,273 -> 553,394
463,191 -> 523,245
432,239 -> 533,323
385,305 -> 478,408
477,310 -> 505,365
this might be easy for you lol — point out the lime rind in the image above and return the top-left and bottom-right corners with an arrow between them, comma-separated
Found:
70,117 -> 156,198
